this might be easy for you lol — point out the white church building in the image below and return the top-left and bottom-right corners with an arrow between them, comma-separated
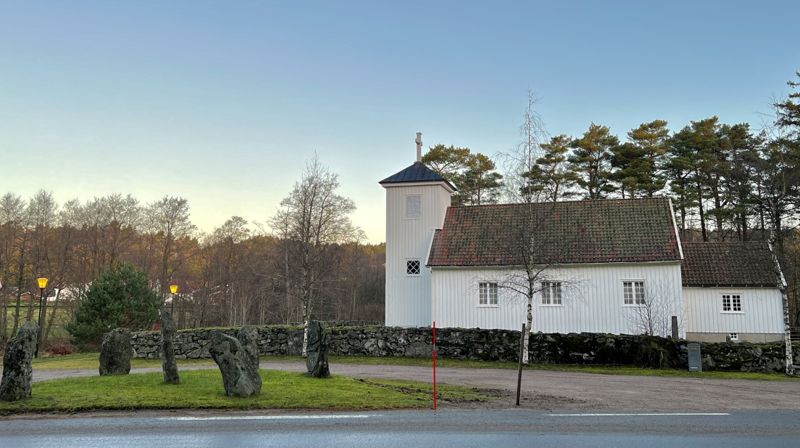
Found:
380,137 -> 788,343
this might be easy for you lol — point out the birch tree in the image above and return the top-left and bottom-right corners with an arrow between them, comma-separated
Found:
499,92 -> 574,364
271,157 -> 363,356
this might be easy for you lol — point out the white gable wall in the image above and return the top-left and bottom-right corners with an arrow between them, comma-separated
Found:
384,183 -> 451,327
431,262 -> 684,337
684,287 -> 783,342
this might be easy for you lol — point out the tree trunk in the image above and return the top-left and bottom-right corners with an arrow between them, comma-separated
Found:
12,233 -> 26,334
43,287 -> 62,345
302,301 -> 309,357
697,180 -> 708,241
522,291 -> 533,364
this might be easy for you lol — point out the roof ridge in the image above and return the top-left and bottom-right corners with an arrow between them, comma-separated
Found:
682,241 -> 769,245
447,196 -> 669,209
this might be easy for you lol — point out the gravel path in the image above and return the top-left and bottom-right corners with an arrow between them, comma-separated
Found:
30,361 -> 800,412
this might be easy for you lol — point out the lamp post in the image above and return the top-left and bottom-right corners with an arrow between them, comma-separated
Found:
35,277 -> 48,357
169,284 -> 179,316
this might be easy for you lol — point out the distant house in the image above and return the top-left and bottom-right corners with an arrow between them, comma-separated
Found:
380,145 -> 787,343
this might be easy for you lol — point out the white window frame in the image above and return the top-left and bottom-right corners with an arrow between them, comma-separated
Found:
478,282 -> 498,307
541,281 -> 563,306
405,195 -> 421,220
721,293 -> 743,314
405,259 -> 421,276
622,280 -> 646,306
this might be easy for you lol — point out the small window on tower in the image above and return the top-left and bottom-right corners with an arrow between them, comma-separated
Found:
406,195 -> 421,219
406,260 -> 421,275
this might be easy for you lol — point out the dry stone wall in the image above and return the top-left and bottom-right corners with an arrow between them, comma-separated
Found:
130,325 -> 800,374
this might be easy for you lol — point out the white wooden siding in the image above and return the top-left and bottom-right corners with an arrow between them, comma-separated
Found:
431,262 -> 684,337
683,287 -> 783,334
384,183 -> 451,327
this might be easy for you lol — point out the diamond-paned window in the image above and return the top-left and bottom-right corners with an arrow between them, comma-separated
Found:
406,260 -> 421,275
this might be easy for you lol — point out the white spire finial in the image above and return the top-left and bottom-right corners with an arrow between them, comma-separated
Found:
415,132 -> 422,162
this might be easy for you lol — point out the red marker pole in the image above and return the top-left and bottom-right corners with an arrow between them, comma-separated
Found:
432,320 -> 437,412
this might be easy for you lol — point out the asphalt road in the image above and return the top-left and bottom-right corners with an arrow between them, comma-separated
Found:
2,409 -> 800,448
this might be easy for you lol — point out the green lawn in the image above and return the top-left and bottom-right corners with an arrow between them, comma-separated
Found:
0,369 -> 488,414
3,306 -> 73,340
33,352 -> 215,370
30,352 -> 799,381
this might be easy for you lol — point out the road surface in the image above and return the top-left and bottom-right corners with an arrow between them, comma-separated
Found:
2,409 -> 799,447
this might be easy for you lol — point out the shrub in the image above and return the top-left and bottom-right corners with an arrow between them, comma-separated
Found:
66,263 -> 161,349
44,340 -> 76,356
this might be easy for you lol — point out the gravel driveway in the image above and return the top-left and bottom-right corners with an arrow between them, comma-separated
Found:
29,360 -> 800,412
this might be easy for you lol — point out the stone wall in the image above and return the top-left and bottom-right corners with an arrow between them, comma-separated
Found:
130,325 -> 800,374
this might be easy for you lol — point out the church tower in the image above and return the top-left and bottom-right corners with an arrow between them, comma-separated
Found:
379,133 -> 455,327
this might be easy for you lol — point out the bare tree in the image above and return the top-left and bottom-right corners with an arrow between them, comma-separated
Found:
497,92 -> 574,364
145,196 -> 196,299
626,280 -> 681,338
270,157 -> 364,355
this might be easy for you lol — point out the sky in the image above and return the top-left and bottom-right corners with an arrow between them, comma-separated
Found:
1,1 -> 798,243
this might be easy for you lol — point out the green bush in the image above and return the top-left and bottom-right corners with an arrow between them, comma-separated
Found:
66,263 -> 161,349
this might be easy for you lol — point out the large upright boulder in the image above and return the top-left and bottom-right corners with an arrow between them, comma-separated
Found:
0,321 -> 39,401
306,320 -> 330,378
209,327 -> 262,397
160,310 -> 180,384
99,328 -> 133,376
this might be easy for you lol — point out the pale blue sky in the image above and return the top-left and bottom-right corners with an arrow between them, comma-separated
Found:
1,1 -> 798,242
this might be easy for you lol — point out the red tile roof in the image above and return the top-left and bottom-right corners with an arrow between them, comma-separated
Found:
427,197 -> 682,267
681,242 -> 781,287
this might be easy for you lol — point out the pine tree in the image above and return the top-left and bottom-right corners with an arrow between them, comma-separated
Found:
665,127 -> 700,234
568,124 -> 619,199
459,153 -> 504,205
627,120 -> 670,197
610,142 -> 646,198
422,145 -> 503,205
523,135 -> 578,202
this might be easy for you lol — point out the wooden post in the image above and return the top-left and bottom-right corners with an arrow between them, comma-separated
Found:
432,321 -> 437,411
516,323 -> 525,406
671,316 -> 679,340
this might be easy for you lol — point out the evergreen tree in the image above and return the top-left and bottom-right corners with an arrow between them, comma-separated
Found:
665,127 -> 700,233
568,124 -> 619,199
66,263 -> 161,349
523,135 -> 578,202
610,142 -> 646,198
719,123 -> 759,240
627,119 -> 670,197
459,153 -> 504,205
422,144 -> 503,205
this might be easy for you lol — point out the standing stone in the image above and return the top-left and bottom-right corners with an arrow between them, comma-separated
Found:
209,327 -> 262,397
237,326 -> 261,375
306,320 -> 330,378
0,321 -> 39,401
99,328 -> 133,376
160,310 -> 180,384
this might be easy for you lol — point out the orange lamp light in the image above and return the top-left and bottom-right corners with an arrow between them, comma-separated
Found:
37,277 -> 49,289
170,284 -> 179,294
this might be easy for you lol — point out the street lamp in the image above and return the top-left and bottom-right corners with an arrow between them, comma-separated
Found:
169,284 -> 179,315
35,277 -> 48,357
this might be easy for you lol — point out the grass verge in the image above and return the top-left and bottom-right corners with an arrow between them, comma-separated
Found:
0,369 -> 488,414
33,352 -> 214,370
31,353 -> 799,382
